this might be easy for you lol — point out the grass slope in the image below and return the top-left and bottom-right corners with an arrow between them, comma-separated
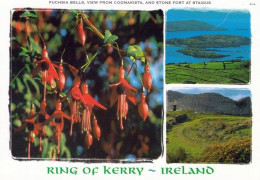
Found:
166,61 -> 250,84
166,110 -> 251,163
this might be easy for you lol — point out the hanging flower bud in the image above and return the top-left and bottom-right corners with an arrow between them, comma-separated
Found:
138,92 -> 149,121
143,64 -> 152,92
77,18 -> 86,46
92,117 -> 101,141
57,62 -> 65,92
85,132 -> 93,149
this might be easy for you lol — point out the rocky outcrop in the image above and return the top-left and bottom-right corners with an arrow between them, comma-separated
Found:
167,91 -> 251,116
167,114 -> 189,132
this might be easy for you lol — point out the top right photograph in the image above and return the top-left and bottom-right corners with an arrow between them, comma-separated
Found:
165,10 -> 251,84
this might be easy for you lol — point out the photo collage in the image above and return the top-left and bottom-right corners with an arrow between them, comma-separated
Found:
9,4 -> 253,167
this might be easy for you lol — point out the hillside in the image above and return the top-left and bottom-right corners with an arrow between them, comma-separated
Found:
166,20 -> 226,32
167,110 -> 251,163
167,91 -> 251,116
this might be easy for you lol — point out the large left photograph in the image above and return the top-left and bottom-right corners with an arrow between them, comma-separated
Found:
10,9 -> 163,161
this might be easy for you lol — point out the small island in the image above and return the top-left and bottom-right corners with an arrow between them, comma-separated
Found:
178,48 -> 229,58
166,34 -> 250,48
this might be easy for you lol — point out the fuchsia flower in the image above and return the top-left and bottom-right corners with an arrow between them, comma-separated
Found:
47,100 -> 71,154
64,65 -> 88,136
31,48 -> 59,101
34,101 -> 50,152
80,82 -> 106,134
31,48 -> 59,82
22,101 -> 51,152
14,105 -> 38,158
64,65 -> 107,138
25,108 -> 37,159
109,65 -> 137,130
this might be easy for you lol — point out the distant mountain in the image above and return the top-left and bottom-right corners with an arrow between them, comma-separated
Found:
166,20 -> 226,32
167,91 -> 185,102
167,91 -> 251,116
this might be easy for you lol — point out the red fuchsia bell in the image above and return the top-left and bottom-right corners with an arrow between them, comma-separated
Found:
81,82 -> 107,110
31,47 -> 59,101
34,101 -> 49,152
142,64 -> 152,92
31,48 -> 59,81
64,65 -> 89,136
138,92 -> 149,121
92,116 -> 101,141
77,17 -> 86,46
47,100 -> 70,154
57,61 -> 65,92
25,105 -> 39,159
85,132 -> 93,149
109,64 -> 137,130
80,82 -> 106,133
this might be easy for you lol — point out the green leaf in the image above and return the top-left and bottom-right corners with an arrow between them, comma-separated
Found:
11,103 -> 16,112
156,13 -> 163,24
19,47 -> 29,57
104,30 -> 112,43
20,10 -> 38,18
104,30 -> 118,44
46,125 -> 53,137
107,35 -> 118,44
127,45 -> 145,62
13,119 -> 22,127
41,138 -> 49,158
23,74 -> 40,95
28,50 -> 41,60
140,12 -> 150,24
16,77 -> 24,93
71,10 -> 78,15
21,47 -> 28,52
25,64 -> 31,73
86,27 -> 93,32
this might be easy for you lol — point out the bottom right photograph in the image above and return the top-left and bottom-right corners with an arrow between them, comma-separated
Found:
166,87 -> 252,164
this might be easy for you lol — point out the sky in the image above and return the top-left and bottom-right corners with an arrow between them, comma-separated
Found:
168,87 -> 251,101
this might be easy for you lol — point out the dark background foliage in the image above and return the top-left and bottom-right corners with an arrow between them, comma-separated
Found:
10,9 -> 164,161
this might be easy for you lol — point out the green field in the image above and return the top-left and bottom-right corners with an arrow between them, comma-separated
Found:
166,110 -> 252,163
166,60 -> 250,84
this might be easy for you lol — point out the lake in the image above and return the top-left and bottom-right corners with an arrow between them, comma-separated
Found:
166,10 -> 251,64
